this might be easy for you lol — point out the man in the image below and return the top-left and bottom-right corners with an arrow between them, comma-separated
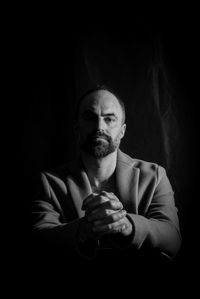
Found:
32,86 -> 181,269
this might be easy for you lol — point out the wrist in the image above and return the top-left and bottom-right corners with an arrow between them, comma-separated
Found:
77,217 -> 89,243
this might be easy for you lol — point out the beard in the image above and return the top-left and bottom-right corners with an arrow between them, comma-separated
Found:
81,130 -> 121,158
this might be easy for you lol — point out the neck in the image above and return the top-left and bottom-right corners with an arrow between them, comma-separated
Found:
81,151 -> 118,189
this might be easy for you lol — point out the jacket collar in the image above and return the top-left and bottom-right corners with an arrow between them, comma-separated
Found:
115,150 -> 139,212
66,149 -> 139,216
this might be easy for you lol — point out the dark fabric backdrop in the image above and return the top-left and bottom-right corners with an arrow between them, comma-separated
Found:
11,10 -> 199,290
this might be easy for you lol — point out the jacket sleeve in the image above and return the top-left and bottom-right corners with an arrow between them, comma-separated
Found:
32,173 -> 97,259
127,166 -> 182,259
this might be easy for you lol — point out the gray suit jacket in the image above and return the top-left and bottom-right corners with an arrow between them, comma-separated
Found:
32,150 -> 181,259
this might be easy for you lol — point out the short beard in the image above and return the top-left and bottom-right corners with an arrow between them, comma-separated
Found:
81,131 -> 120,158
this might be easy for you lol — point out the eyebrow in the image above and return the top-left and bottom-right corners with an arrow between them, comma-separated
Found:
102,113 -> 118,118
83,110 -> 117,117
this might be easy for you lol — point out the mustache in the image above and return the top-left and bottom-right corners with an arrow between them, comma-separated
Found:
87,131 -> 111,142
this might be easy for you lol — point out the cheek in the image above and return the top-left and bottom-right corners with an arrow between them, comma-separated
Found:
80,120 -> 92,130
112,127 -> 124,140
78,124 -> 92,138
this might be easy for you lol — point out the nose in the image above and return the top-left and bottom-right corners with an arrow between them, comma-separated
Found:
96,117 -> 106,131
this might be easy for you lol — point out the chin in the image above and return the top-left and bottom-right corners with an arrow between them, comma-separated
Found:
92,145 -> 117,158
81,139 -> 120,158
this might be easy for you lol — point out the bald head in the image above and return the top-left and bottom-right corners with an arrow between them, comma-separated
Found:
75,87 -> 126,124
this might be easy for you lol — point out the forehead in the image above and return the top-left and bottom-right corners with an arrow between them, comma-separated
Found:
80,90 -> 122,116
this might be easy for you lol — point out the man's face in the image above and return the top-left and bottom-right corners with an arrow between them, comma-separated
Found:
76,90 -> 126,158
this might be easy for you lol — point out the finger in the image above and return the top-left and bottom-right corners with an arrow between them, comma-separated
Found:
100,199 -> 123,211
84,195 -> 109,213
81,193 -> 96,210
92,210 -> 127,226
100,191 -> 119,201
86,198 -> 123,217
87,208 -> 116,222
83,191 -> 119,210
92,217 -> 128,234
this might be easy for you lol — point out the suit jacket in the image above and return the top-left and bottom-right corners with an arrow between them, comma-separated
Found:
32,150 -> 181,261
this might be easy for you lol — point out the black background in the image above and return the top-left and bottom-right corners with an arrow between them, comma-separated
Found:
7,5 -> 199,294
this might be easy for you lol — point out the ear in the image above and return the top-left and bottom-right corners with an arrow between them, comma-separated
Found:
120,123 -> 126,139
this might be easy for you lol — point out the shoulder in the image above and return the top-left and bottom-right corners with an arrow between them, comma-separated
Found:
118,150 -> 166,183
39,163 -> 72,190
39,157 -> 81,187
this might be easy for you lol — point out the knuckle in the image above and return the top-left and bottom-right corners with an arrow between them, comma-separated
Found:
107,223 -> 113,230
119,201 -> 123,209
118,218 -> 124,227
121,223 -> 127,231
105,209 -> 111,216
121,209 -> 126,217
112,200 -> 122,209
109,213 -> 115,222
112,213 -> 117,221
99,195 -> 108,204
112,212 -> 120,221
110,199 -> 117,208
118,212 -> 123,220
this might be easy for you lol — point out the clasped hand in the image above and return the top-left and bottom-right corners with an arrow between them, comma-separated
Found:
78,191 -> 132,242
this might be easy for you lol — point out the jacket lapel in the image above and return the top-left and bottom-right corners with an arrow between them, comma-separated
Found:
116,150 -> 140,213
66,159 -> 92,218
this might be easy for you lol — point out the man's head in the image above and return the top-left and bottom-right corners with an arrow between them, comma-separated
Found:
75,86 -> 126,158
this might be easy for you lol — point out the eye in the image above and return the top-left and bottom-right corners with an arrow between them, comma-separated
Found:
105,117 -> 112,122
82,111 -> 97,121
104,117 -> 115,123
